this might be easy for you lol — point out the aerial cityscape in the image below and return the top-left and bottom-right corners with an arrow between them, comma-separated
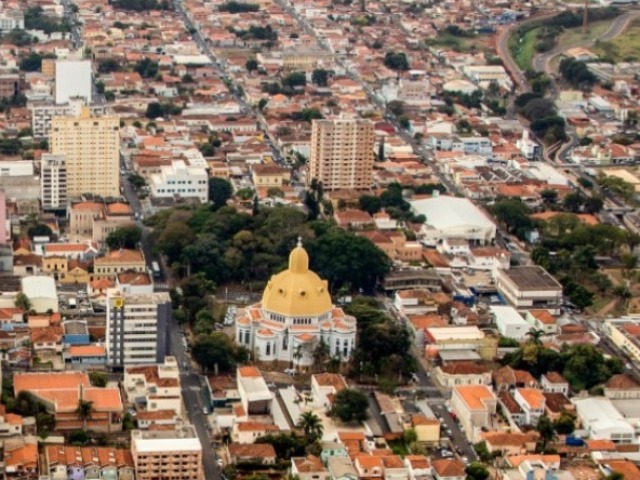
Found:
0,0 -> 638,478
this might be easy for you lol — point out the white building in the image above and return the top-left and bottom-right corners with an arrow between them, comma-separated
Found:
149,160 -> 208,203
516,130 -> 539,160
55,60 -> 92,105
462,65 -> 513,90
235,241 -> 357,368
574,397 -> 635,443
0,10 -> 24,30
40,154 -> 67,211
21,276 -> 58,313
29,99 -> 107,138
513,388 -> 545,425
450,385 -> 497,437
0,161 -> 34,177
124,357 -> 182,420
411,194 -> 496,246
491,305 -> 530,340
311,373 -> 348,409
105,288 -> 172,367
237,366 -> 272,415
496,266 -> 563,315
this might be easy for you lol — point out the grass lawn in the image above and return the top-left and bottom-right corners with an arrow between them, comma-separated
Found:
593,18 -> 640,62
429,33 -> 494,54
510,27 -> 540,71
559,20 -> 611,48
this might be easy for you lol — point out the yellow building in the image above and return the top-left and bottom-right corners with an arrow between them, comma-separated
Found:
51,107 -> 120,198
42,256 -> 91,284
411,415 -> 440,444
282,50 -> 333,71
252,164 -> 291,188
94,249 -> 146,279
308,118 -> 375,191
41,58 -> 56,77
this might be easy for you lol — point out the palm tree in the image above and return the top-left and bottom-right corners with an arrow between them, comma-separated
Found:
526,328 -> 545,345
297,411 -> 323,441
76,399 -> 94,428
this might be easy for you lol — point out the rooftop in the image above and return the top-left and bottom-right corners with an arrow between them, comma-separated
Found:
500,266 -> 562,291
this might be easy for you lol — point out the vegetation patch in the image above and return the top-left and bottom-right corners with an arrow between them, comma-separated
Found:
593,18 -> 640,62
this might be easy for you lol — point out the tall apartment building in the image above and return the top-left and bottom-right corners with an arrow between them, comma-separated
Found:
105,288 -> 171,367
40,154 -> 67,211
30,99 -> 107,139
55,60 -> 92,105
131,426 -> 203,480
51,106 -> 120,198
308,118 -> 375,190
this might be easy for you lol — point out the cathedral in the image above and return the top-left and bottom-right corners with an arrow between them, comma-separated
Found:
235,240 -> 357,368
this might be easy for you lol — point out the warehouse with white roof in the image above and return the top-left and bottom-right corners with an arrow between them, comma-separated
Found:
20,276 -> 58,313
574,397 -> 635,444
411,194 -> 497,246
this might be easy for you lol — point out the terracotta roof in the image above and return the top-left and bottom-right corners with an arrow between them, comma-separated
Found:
432,459 -> 465,478
600,461 -> 640,480
293,455 -> 325,472
5,444 -> 37,468
68,345 -> 106,357
106,203 -> 133,215
71,202 -> 103,212
530,310 -> 556,325
516,388 -> 545,409
46,446 -> 134,468
493,366 -> 535,387
405,455 -> 430,469
356,455 -> 384,469
228,443 -> 276,459
117,271 -> 152,285
412,414 -> 439,426
481,431 -> 538,447
498,391 -> 523,415
440,362 -> 490,376
454,385 -> 495,410
236,422 -> 279,432
586,439 -> 616,451
542,392 -> 572,413
605,373 -> 640,390
96,249 -> 144,263
237,366 -> 262,378
313,373 -> 347,391
542,371 -> 567,385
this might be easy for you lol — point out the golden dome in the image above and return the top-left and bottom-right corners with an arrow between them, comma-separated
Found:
261,240 -> 332,317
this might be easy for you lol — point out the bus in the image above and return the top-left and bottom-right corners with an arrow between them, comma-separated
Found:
151,261 -> 161,279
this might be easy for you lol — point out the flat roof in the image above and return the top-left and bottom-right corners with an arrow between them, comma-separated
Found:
411,195 -> 496,231
438,350 -> 482,361
132,426 -> 202,452
21,276 -> 56,299
501,266 -> 562,291
490,306 -> 529,326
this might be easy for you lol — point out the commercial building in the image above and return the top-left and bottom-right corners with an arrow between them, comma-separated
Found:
21,276 -> 57,313
94,249 -> 146,279
149,160 -> 208,203
235,241 -> 356,368
308,118 -> 375,191
40,154 -> 67,211
105,288 -> 171,367
424,326 -> 498,360
55,60 -> 92,105
50,106 -> 120,198
411,195 -> 496,246
124,357 -> 182,417
131,426 -> 203,480
237,366 -> 272,415
30,99 -> 107,138
491,306 -> 530,340
496,266 -> 563,314
450,385 -> 497,439
603,318 -> 640,364
574,397 -> 635,443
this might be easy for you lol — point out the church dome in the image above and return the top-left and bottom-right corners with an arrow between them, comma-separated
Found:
261,240 -> 332,317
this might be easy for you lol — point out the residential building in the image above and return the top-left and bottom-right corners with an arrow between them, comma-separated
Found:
405,456 -> 432,480
450,385 -> 497,436
131,426 -> 203,480
496,266 -> 563,314
425,326 -> 498,361
431,459 -> 466,480
574,397 -> 635,443
410,195 -> 496,246
603,318 -> 640,364
434,363 -> 492,388
235,241 -> 356,368
149,160 -> 208,203
540,372 -> 570,395
292,455 -> 330,480
0,11 -> 24,30
40,154 -> 67,211
14,371 -> 122,432
232,421 -> 280,444
525,310 -> 558,335
308,118 -> 375,191
604,373 -> 640,400
0,74 -> 22,98
237,366 -> 272,415
491,306 -> 530,340
228,444 -> 276,465
411,415 -> 440,443
50,106 -> 120,198
63,345 -> 107,367
354,455 -> 383,479
30,99 -> 107,138
55,60 -> 92,105
105,288 -> 171,367
493,366 -> 537,392
44,446 -> 134,480
514,388 -> 546,425
252,164 -> 291,187
124,357 -> 182,415
328,456 -> 358,480
94,249 -> 146,279
312,373 -> 348,409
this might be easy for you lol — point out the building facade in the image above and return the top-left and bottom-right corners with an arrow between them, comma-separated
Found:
149,160 -> 208,203
235,241 -> 356,368
106,288 -> 171,367
30,99 -> 107,138
40,154 -> 67,211
308,118 -> 374,191
51,107 -> 120,198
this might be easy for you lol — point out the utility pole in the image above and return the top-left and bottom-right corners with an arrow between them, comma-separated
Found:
583,0 -> 589,34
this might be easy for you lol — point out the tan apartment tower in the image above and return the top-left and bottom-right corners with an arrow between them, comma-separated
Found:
50,106 -> 120,198
308,118 -> 375,191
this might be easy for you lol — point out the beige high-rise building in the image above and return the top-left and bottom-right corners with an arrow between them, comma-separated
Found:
131,426 -> 203,480
50,106 -> 120,198
308,118 -> 375,190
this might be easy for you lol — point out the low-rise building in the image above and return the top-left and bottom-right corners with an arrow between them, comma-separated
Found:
513,388 -> 546,425
450,385 -> 497,437
44,446 -> 134,480
540,372 -> 570,395
491,306 -> 530,340
94,249 -> 146,279
124,357 -> 182,415
237,366 -> 272,415
434,362 -> 492,388
425,326 -> 498,361
149,160 -> 208,203
574,397 -> 635,444
252,164 -> 291,187
496,266 -> 563,314
292,455 -> 330,480
525,310 -> 558,335
228,443 -> 277,465
604,373 -> 640,400
431,459 -> 466,480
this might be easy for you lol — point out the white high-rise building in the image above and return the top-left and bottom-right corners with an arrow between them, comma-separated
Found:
40,154 -> 67,211
106,288 -> 172,367
55,60 -> 92,105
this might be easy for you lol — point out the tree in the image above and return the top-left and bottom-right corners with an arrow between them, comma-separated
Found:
191,332 -> 247,373
474,441 -> 492,463
465,463 -> 490,480
536,416 -> 556,452
540,189 -> 558,204
134,58 -> 159,78
387,100 -> 405,117
384,51 -> 410,71
255,432 -> 306,460
245,59 -> 258,72
312,69 -> 329,87
297,411 -> 324,441
282,72 -> 306,88
15,293 -> 31,312
193,309 -> 214,335
145,102 -> 164,119
562,192 -> 583,213
526,328 -> 545,345
359,195 -> 382,215
98,58 -> 121,73
106,225 -> 142,250
28,223 -> 53,239
89,371 -> 108,387
584,196 -> 603,214
553,412 -> 575,435
75,400 -> 94,428
209,177 -> 233,210
329,389 -> 369,423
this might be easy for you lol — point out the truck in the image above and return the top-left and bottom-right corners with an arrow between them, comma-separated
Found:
151,261 -> 161,279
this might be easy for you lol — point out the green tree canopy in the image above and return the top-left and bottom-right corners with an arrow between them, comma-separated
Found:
329,388 -> 369,423
191,332 -> 248,373
208,177 -> 233,210
106,225 -> 142,250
